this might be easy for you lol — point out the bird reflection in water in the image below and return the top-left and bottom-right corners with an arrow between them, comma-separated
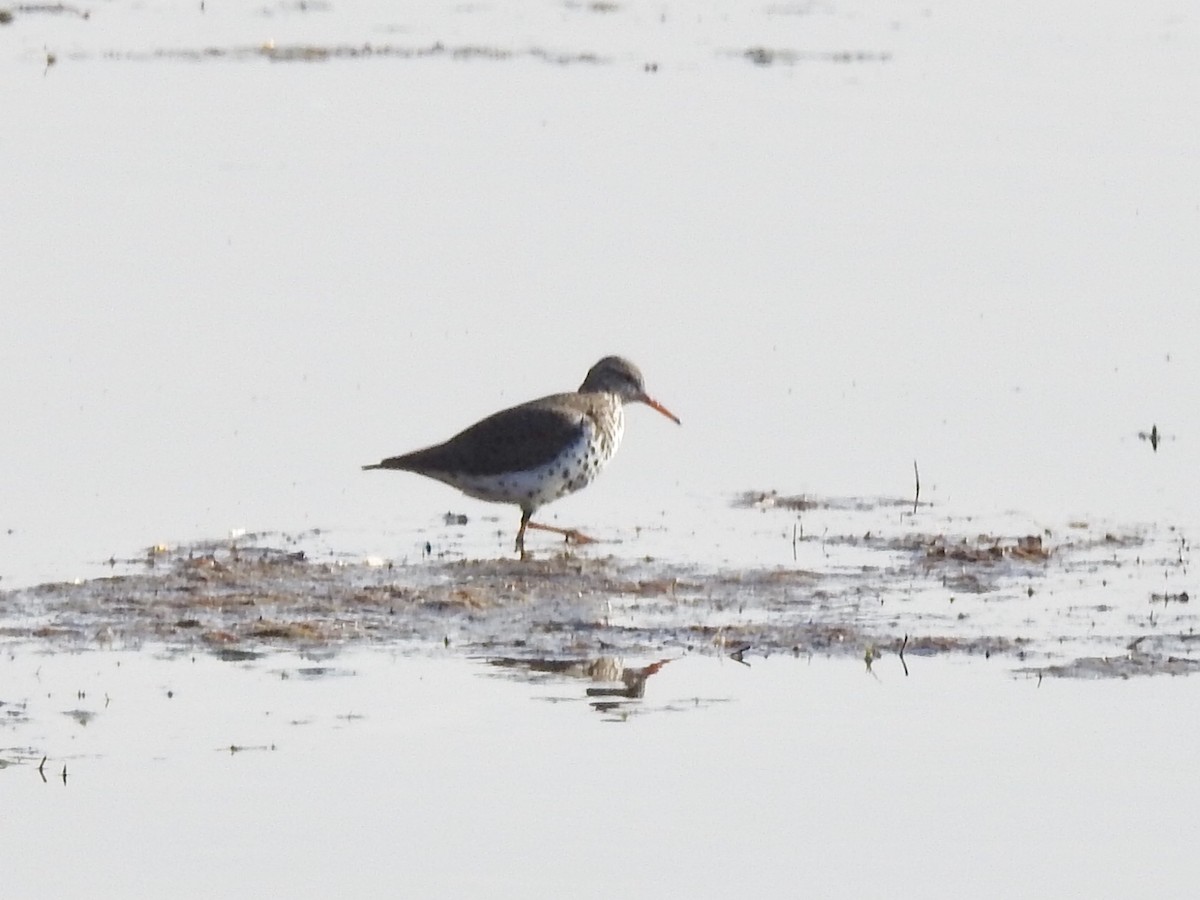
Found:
488,656 -> 673,715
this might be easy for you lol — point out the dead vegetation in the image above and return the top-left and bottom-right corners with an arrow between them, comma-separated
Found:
0,492 -> 1193,678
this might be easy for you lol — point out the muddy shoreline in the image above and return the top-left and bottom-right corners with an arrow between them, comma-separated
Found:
3,494 -> 1193,678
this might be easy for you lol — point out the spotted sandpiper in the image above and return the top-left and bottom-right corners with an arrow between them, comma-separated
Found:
363,356 -> 680,558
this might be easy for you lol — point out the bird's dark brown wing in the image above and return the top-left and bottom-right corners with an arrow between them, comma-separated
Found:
369,393 -> 589,477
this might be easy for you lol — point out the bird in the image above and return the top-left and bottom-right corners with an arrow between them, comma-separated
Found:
363,356 -> 680,558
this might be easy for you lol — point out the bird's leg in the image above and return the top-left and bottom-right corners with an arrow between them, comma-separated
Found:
516,509 -> 531,560
525,520 -> 598,545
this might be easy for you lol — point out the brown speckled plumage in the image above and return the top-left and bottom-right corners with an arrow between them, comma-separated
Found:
364,357 -> 680,558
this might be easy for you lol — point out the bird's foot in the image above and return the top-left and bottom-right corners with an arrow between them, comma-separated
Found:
560,528 -> 597,546
525,521 -> 597,546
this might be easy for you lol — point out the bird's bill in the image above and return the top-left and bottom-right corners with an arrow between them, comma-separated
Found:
638,393 -> 682,425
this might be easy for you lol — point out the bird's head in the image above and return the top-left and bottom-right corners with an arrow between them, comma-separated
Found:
579,356 -> 681,425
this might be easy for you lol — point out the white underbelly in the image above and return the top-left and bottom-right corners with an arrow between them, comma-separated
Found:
450,412 -> 623,511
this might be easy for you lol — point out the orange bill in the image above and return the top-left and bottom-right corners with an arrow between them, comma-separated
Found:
638,393 -> 681,425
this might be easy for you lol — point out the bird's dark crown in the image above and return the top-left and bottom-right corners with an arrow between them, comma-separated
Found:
578,356 -> 645,400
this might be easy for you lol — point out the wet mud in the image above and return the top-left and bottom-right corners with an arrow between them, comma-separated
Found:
49,41 -> 896,67
2,492 -> 1193,679
83,42 -> 610,66
14,0 -> 894,70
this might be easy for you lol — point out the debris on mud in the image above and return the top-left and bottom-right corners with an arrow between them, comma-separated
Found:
922,533 -> 1049,563
72,42 -> 609,66
740,46 -> 892,66
1,493 -> 1193,678
735,490 -> 918,512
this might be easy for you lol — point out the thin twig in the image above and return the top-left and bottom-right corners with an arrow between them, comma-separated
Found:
899,633 -> 909,677
912,460 -> 920,515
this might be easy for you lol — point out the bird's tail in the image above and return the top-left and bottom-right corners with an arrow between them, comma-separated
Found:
363,457 -> 411,471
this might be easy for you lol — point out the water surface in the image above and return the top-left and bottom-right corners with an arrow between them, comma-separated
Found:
3,648 -> 1197,898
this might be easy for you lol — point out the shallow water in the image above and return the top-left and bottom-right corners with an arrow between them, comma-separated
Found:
2,2 -> 1198,894
3,500 -> 1194,677
2,0 -> 1197,589
3,647 -> 1198,898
